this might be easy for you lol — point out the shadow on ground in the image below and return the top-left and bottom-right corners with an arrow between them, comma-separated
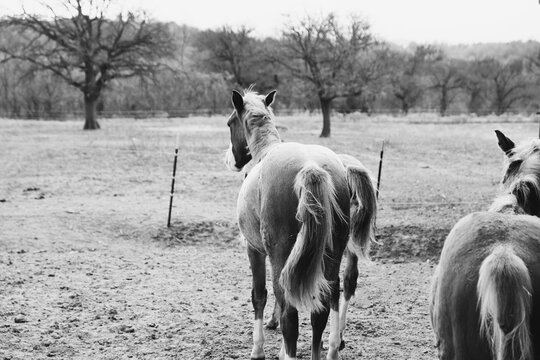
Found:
154,221 -> 449,262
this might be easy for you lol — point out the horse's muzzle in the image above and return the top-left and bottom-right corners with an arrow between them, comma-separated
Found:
225,144 -> 242,172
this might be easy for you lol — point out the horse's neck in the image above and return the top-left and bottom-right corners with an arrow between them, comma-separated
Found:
488,194 -> 527,215
247,123 -> 281,163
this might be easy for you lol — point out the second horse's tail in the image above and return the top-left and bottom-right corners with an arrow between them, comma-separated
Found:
345,164 -> 377,259
477,245 -> 533,360
280,161 -> 341,312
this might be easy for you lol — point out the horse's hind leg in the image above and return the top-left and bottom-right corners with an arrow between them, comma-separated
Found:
310,290 -> 332,360
247,247 -> 268,360
279,303 -> 299,360
340,250 -> 358,350
328,278 -> 343,359
311,250 -> 343,360
270,261 -> 298,359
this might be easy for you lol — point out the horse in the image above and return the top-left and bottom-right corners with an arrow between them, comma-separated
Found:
224,88 -> 377,360
265,153 -> 375,346
430,130 -> 540,360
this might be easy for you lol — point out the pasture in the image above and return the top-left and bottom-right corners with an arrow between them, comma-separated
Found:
0,114 -> 538,359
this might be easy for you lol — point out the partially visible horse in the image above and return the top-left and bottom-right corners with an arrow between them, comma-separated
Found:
430,130 -> 540,360
225,88 -> 377,360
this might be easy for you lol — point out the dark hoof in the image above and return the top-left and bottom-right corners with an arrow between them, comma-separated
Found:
339,339 -> 345,351
265,319 -> 279,330
251,358 -> 265,360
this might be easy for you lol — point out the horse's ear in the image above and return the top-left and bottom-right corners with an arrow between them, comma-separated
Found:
232,90 -> 244,114
495,130 -> 515,156
264,90 -> 277,107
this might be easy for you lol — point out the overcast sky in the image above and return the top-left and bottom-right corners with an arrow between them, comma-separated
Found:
2,0 -> 539,45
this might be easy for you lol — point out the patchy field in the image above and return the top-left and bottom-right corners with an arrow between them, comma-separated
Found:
0,115 -> 538,359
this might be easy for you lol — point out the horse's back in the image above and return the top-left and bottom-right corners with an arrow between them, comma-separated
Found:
432,212 -> 540,360
338,153 -> 365,169
438,212 -> 540,271
264,142 -> 347,173
261,142 -> 349,204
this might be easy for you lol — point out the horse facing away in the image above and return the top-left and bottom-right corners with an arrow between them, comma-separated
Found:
430,130 -> 540,360
264,153 -> 376,350
225,88 -> 377,360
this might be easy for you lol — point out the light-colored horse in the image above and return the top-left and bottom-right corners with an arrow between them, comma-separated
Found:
225,89 -> 377,360
430,130 -> 540,360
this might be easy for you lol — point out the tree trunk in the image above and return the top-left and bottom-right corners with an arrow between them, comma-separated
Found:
83,94 -> 100,130
401,101 -> 409,115
467,88 -> 482,115
494,93 -> 504,115
439,87 -> 448,116
319,97 -> 332,138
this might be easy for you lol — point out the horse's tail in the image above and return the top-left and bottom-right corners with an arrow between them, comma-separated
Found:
477,245 -> 533,360
345,165 -> 377,259
280,161 -> 341,312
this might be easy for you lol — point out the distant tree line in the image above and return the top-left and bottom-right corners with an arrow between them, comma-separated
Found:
0,2 -> 539,135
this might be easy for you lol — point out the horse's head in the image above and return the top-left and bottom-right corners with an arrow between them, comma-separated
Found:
225,110 -> 251,171
224,89 -> 277,172
496,130 -> 540,216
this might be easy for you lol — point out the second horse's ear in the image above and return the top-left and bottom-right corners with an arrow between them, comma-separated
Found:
232,90 -> 244,114
495,130 -> 515,156
264,90 -> 277,107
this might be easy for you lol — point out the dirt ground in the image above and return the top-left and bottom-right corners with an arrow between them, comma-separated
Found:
1,116 -> 537,359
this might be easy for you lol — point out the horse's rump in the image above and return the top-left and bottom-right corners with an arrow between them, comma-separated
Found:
432,212 -> 540,360
259,143 -> 349,312
477,245 -> 532,360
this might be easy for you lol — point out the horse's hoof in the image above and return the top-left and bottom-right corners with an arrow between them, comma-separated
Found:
265,319 -> 279,330
250,345 -> 265,359
339,339 -> 345,351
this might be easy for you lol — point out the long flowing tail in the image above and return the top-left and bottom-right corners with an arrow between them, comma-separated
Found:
280,161 -> 341,312
345,164 -> 377,259
477,245 -> 533,360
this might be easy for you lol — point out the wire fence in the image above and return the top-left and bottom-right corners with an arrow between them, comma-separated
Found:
1,108 -> 539,120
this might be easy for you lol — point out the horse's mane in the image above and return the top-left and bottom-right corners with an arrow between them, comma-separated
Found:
242,88 -> 275,123
509,138 -> 540,160
505,139 -> 540,181
240,88 -> 281,162
490,138 -> 540,216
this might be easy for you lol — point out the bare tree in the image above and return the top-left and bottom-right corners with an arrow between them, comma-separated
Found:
479,58 -> 529,115
277,14 -> 374,137
462,60 -> 487,115
333,46 -> 391,114
388,45 -> 439,114
429,58 -> 465,116
196,25 -> 256,88
0,0 -> 175,129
